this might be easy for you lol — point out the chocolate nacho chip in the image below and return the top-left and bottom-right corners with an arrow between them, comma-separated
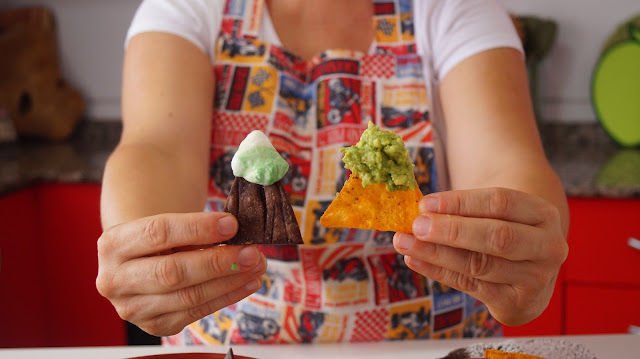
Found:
223,177 -> 303,245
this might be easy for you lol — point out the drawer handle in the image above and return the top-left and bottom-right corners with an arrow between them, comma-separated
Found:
630,325 -> 640,335
629,237 -> 640,251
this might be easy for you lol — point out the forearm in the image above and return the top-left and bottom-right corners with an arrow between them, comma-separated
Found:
100,142 -> 208,230
440,47 -> 569,237
102,32 -> 214,230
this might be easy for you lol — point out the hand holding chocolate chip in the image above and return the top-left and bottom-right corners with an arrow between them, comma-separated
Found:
96,212 -> 268,337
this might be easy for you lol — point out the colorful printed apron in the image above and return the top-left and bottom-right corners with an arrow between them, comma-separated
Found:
164,0 -> 501,345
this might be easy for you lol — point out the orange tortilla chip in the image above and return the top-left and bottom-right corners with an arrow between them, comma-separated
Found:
320,175 -> 423,233
484,349 -> 546,359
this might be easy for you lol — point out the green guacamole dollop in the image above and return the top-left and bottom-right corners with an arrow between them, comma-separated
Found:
341,122 -> 415,192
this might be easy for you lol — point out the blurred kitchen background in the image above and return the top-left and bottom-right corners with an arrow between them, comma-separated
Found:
1,0 -> 639,350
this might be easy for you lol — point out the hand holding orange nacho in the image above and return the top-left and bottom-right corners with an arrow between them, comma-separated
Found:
392,186 -> 568,326
320,122 -> 423,233
321,123 -> 569,327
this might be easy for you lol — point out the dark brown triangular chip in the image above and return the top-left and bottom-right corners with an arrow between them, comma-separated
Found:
223,177 -> 265,244
278,182 -> 301,243
223,177 -> 303,245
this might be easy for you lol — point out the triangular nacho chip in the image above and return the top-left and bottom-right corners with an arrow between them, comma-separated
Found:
320,174 -> 422,234
484,349 -> 546,359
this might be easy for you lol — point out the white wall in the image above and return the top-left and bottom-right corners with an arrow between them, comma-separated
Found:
503,0 -> 640,122
3,0 -> 639,122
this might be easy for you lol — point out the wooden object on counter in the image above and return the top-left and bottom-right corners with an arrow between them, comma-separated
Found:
0,7 -> 84,141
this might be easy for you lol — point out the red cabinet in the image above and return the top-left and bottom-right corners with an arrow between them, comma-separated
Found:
563,197 -> 640,335
565,198 -> 640,286
504,197 -> 640,337
566,285 -> 640,334
0,184 -> 126,348
0,188 -> 47,348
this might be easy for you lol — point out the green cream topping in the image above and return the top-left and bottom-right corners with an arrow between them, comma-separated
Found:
341,122 -> 415,192
232,130 -> 289,186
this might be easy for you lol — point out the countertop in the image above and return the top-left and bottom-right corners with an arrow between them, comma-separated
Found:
0,335 -> 637,359
1,122 -> 639,198
0,121 -> 120,196
539,123 -> 640,198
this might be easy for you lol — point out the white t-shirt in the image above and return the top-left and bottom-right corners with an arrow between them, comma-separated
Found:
125,0 -> 522,83
125,0 -> 522,191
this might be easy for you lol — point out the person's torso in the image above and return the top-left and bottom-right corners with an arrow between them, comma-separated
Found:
165,0 -> 500,345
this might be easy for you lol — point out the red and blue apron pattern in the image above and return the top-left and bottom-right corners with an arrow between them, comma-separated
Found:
165,0 -> 500,345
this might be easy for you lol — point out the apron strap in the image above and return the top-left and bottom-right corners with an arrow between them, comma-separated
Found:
372,0 -> 418,55
220,0 -> 265,39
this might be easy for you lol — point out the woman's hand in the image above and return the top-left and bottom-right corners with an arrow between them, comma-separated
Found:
96,212 -> 267,336
393,187 -> 568,326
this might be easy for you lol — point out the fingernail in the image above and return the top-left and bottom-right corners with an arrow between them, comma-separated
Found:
405,256 -> 423,269
237,246 -> 260,267
245,278 -> 261,291
413,215 -> 431,237
420,197 -> 439,213
251,253 -> 267,274
395,234 -> 415,251
218,216 -> 238,236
